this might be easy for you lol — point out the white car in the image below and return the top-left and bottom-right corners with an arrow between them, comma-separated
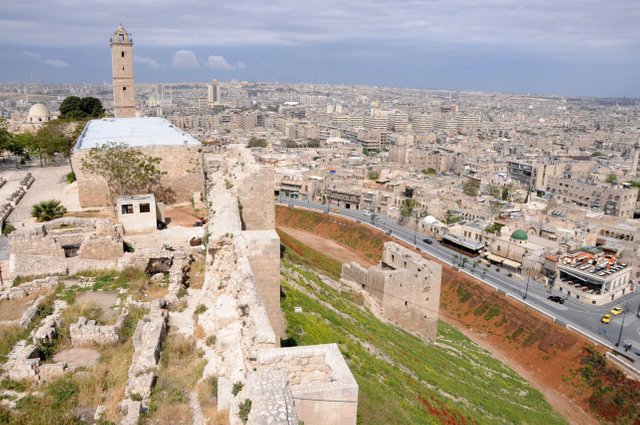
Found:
363,210 -> 372,216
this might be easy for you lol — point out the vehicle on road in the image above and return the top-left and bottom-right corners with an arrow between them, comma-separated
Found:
601,313 -> 612,324
363,210 -> 372,216
547,295 -> 565,304
422,238 -> 433,244
610,306 -> 624,315
331,207 -> 340,213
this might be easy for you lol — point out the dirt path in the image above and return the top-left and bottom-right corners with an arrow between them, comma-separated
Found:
278,226 -> 376,267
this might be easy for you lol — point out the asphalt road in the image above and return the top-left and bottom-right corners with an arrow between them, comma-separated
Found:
278,198 -> 640,363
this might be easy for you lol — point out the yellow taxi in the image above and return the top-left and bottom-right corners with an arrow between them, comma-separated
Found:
610,306 -> 624,315
601,314 -> 612,324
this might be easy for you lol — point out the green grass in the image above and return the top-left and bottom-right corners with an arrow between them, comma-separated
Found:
281,259 -> 566,425
277,228 -> 342,280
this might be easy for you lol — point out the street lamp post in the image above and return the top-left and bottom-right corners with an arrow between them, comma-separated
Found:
615,304 -> 629,347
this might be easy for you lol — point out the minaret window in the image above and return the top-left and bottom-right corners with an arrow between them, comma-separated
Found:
121,51 -> 125,58
119,34 -> 124,42
123,87 -> 127,91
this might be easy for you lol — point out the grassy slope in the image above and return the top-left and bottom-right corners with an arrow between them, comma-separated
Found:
281,256 -> 565,425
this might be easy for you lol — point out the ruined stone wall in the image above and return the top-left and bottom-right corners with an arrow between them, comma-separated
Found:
9,230 -> 63,257
71,145 -> 204,207
258,345 -> 359,425
238,163 -> 276,230
341,262 -> 386,305
341,242 -> 442,341
204,145 -> 357,425
238,230 -> 284,339
78,236 -> 122,260
381,269 -> 440,341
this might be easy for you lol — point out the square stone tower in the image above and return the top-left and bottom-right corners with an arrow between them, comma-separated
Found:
110,25 -> 136,118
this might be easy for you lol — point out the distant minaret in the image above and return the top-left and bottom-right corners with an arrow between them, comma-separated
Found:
110,24 -> 135,118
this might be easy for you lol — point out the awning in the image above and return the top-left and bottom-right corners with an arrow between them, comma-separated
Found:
486,253 -> 504,263
502,259 -> 522,269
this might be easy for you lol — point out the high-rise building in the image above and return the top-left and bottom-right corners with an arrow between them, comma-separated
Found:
208,79 -> 220,106
110,25 -> 135,118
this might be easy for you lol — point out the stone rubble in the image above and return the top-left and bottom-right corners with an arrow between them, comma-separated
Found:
70,308 -> 128,346
118,300 -> 169,425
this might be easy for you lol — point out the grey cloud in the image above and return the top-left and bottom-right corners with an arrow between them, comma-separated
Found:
134,55 -> 160,69
23,50 -> 70,68
171,50 -> 199,68
1,0 -> 637,57
206,55 -> 233,70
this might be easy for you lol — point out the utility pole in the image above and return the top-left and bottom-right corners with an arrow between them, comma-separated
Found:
523,269 -> 531,300
615,304 -> 628,347
413,211 -> 419,244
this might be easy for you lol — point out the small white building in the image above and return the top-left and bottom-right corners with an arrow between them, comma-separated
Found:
117,194 -> 157,234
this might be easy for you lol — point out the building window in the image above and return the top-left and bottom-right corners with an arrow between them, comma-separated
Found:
123,87 -> 127,91
121,204 -> 134,214
140,203 -> 151,213
121,51 -> 125,58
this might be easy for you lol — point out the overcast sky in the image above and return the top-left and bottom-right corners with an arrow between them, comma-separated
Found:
1,0 -> 638,97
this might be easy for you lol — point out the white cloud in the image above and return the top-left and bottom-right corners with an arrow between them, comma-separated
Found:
171,50 -> 199,68
24,51 -> 70,68
134,55 -> 160,69
236,61 -> 247,70
206,55 -> 234,70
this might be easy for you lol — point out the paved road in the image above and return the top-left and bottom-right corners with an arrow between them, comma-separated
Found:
278,198 -> 640,363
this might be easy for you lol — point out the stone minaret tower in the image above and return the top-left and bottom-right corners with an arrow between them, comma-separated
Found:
110,25 -> 135,118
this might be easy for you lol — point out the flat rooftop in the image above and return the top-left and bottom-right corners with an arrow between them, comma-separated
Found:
75,117 -> 201,149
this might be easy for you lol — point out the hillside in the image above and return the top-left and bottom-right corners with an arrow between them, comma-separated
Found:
276,206 -> 640,424
280,256 -> 566,424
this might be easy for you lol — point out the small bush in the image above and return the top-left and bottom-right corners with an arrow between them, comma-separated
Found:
31,199 -> 67,222
65,171 -> 76,183
238,398 -> 252,423
205,335 -> 216,347
130,392 -> 142,401
177,287 -> 188,299
0,378 -> 27,392
231,381 -> 244,397
194,304 -> 207,315
2,223 -> 15,235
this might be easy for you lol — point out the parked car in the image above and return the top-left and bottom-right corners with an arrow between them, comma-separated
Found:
422,238 -> 433,244
610,306 -> 624,315
363,210 -> 372,216
331,207 -> 340,213
547,295 -> 565,304
601,314 -> 612,324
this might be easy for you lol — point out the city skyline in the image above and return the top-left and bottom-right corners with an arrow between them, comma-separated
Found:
1,0 -> 639,97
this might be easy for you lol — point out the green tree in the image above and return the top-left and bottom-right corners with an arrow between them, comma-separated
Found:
462,178 -> 480,196
59,96 -> 104,118
487,184 -> 501,198
606,174 -> 617,184
59,96 -> 82,116
282,139 -> 298,148
367,170 -> 380,180
247,137 -> 267,148
31,200 -> 67,222
80,142 -> 166,204
399,198 -> 417,222
422,168 -> 437,176
306,138 -> 320,148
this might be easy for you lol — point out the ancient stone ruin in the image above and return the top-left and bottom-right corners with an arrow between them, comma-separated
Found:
341,241 -> 442,341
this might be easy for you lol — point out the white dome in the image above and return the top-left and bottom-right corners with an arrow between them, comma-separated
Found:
28,103 -> 50,118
